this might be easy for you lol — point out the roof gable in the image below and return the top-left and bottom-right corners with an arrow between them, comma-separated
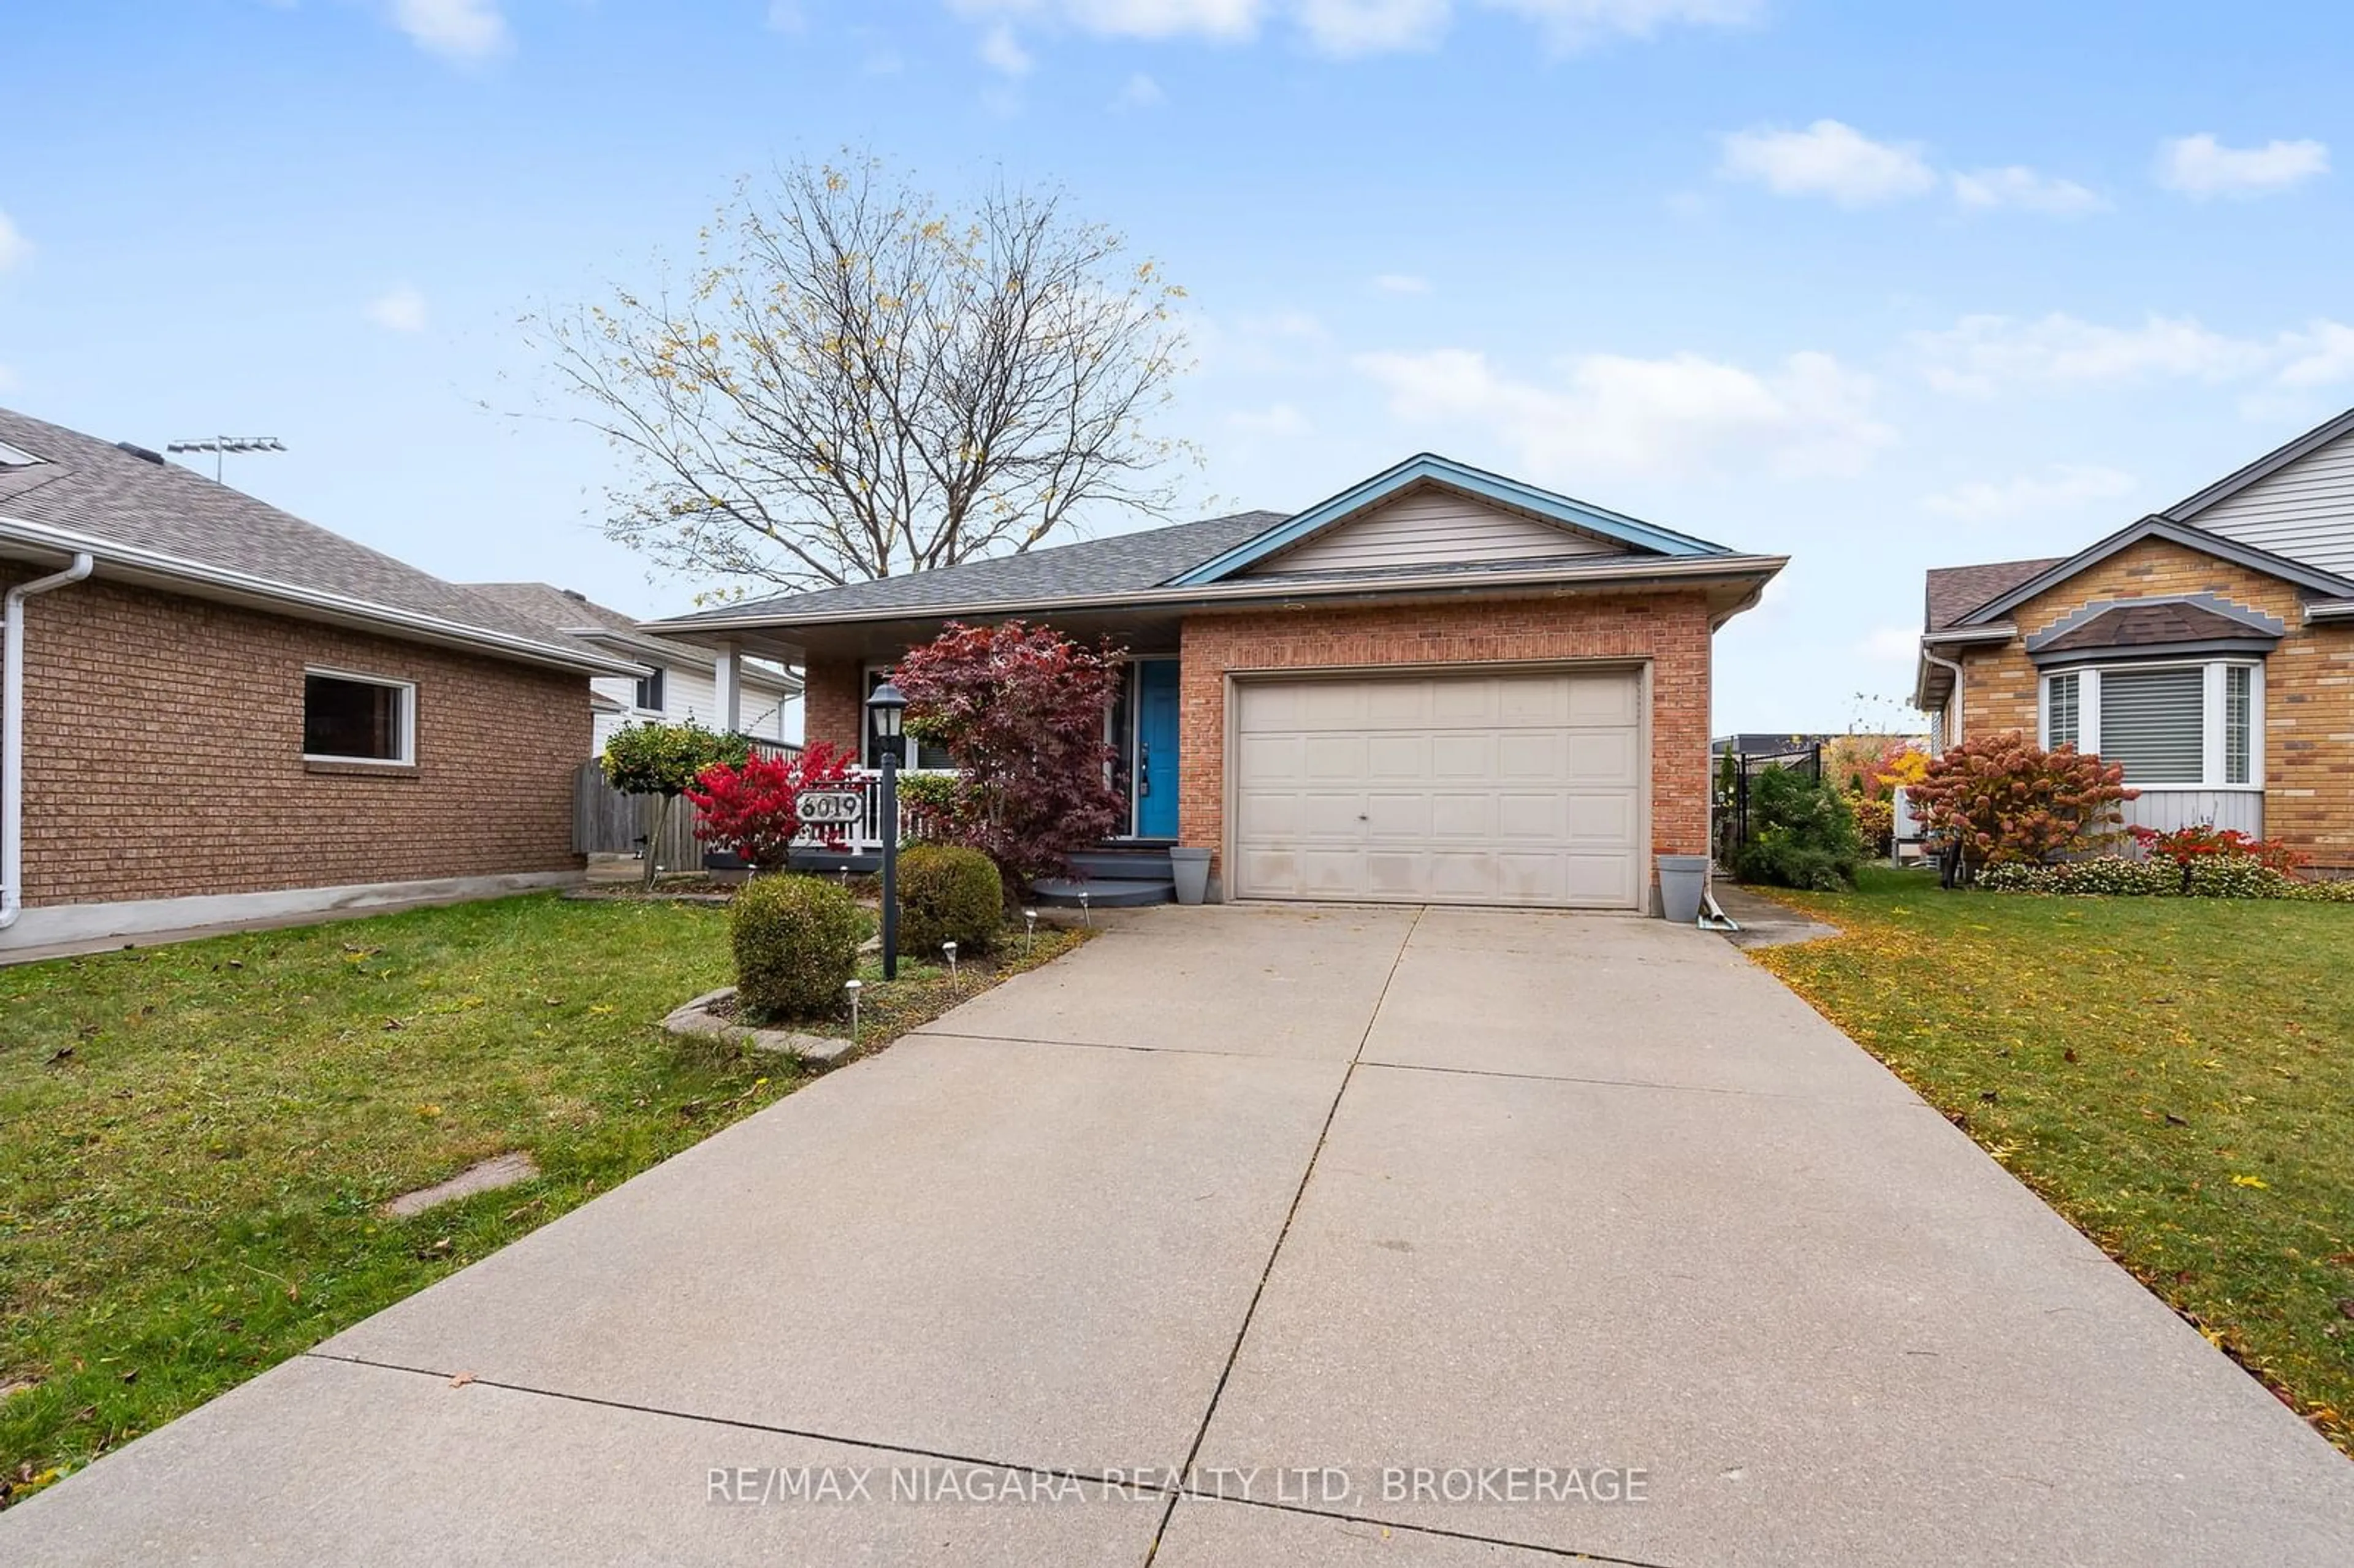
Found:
1924,557 -> 2065,631
1953,516 -> 2354,628
1168,454 -> 1729,588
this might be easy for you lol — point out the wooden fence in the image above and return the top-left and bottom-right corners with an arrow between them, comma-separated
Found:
571,759 -> 703,871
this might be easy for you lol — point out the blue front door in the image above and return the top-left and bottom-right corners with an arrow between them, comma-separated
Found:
1135,660 -> 1181,839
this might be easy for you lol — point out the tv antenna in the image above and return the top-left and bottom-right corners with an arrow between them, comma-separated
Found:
166,435 -> 286,484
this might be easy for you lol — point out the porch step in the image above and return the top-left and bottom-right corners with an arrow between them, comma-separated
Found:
1064,845 -> 1176,881
1026,877 -> 1174,910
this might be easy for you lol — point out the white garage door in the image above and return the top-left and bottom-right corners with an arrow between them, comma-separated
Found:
1232,669 -> 1644,909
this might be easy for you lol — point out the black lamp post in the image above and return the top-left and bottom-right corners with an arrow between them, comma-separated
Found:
867,680 -> 908,981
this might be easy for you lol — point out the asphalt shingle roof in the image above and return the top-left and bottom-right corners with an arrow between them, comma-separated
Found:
2039,601 -> 2279,653
1924,557 -> 2067,631
651,511 -> 1290,626
467,580 -> 801,688
0,405 -> 604,668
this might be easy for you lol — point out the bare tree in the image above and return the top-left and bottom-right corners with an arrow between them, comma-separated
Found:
527,155 -> 1192,593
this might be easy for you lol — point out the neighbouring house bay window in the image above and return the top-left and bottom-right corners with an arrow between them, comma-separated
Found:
303,669 -> 415,764
2038,660 -> 2262,788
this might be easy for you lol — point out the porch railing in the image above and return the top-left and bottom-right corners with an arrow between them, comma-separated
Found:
791,768 -> 957,854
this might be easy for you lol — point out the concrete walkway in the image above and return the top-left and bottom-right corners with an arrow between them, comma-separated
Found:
7,905 -> 2352,1565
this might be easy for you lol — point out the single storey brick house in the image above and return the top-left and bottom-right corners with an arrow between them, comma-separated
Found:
0,406 -> 639,953
1917,408 -> 2354,870
644,455 -> 1783,911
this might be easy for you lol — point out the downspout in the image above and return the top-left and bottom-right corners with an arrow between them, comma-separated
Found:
1921,646 -> 1966,748
2,552 -> 94,931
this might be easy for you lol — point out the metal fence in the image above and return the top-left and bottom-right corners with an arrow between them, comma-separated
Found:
1711,742 -> 1823,869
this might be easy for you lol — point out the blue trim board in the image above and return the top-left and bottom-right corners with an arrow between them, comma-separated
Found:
1168,453 -> 1732,587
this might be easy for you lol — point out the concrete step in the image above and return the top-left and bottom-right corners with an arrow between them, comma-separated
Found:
1064,846 -> 1176,881
1026,877 -> 1175,910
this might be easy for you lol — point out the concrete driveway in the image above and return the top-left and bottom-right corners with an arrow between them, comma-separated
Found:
7,904 -> 2352,1565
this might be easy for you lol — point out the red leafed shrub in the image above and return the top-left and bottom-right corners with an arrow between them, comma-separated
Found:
890,620 -> 1127,883
686,742 -> 858,870
2129,823 -> 2307,885
1910,732 -> 2135,869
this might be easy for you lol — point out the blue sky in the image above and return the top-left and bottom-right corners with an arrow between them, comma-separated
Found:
5,1 -> 2352,732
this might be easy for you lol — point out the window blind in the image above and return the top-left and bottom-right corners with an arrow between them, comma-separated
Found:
2045,671 -> 2080,749
2097,667 -> 2204,783
2225,665 -> 2252,785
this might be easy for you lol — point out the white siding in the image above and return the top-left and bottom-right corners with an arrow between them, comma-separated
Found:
2188,427 -> 2354,574
1241,487 -> 1617,576
2120,790 -> 2263,839
586,662 -> 798,757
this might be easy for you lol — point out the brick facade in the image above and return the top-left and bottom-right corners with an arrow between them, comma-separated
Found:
1954,536 -> 2354,868
2,569 -> 590,908
797,594 -> 1719,898
1179,593 -> 1716,889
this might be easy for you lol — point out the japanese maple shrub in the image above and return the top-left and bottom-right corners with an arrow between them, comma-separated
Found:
889,621 -> 1127,885
1908,732 -> 2133,872
600,721 -> 750,887
687,742 -> 858,870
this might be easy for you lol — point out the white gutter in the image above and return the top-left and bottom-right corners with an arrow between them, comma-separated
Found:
2307,598 -> 2354,623
0,516 -> 641,677
3,552 -> 94,930
639,552 -> 1792,637
1919,645 -> 1967,746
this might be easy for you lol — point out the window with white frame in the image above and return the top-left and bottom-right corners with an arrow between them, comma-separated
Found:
303,669 -> 415,764
2038,660 -> 2261,788
633,667 -> 666,712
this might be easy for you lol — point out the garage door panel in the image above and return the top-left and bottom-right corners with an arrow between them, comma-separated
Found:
1496,731 -> 1568,780
1365,734 -> 1428,779
1568,672 -> 1640,726
1365,793 -> 1432,838
1564,731 -> 1638,783
1431,734 -> 1495,778
1496,791 -> 1569,840
1430,793 -> 1495,839
1232,670 -> 1644,910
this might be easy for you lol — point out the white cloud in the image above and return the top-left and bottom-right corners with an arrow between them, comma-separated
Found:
366,284 -> 430,333
766,1 -> 807,30
0,210 -> 29,272
948,0 -> 1756,54
979,22 -> 1035,73
390,0 -> 510,63
1481,0 -> 1763,50
1229,402 -> 1311,436
1951,166 -> 2108,215
947,0 -> 1263,42
1113,71 -> 1165,107
2157,134 -> 2329,199
1354,345 -> 1894,482
1856,625 -> 1920,663
1718,120 -> 1938,207
1297,0 -> 1449,53
1921,464 -> 2135,521
1371,272 -> 1430,294
1910,313 -> 2326,396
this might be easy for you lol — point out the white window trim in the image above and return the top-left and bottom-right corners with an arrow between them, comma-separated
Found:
302,666 -> 417,767
2038,658 -> 2263,790
862,661 -> 941,771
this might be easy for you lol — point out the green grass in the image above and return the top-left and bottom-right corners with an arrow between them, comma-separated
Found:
1751,866 -> 2354,1454
0,892 -> 1082,1504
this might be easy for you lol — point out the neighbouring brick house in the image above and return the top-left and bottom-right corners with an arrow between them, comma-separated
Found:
644,454 -> 1783,911
0,406 -> 640,953
1918,408 -> 2354,870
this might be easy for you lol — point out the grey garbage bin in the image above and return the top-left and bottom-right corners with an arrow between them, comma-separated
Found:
1170,847 -> 1212,906
1656,854 -> 1710,924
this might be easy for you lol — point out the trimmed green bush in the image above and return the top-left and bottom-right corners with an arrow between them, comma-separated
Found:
896,843 -> 1004,956
1733,766 -> 1864,891
731,874 -> 866,1021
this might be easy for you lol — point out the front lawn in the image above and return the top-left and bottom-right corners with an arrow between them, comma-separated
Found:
1751,867 -> 2354,1455
0,891 -> 1081,1504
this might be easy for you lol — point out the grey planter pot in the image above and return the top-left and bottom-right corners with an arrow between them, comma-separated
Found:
1170,846 -> 1213,906
1656,854 -> 1710,924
